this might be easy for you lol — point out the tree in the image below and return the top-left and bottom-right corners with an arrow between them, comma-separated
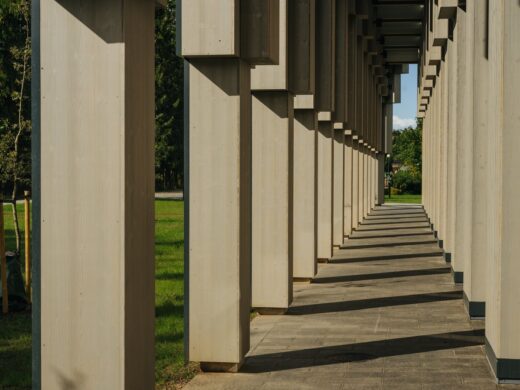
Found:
392,118 -> 422,174
155,0 -> 184,191
0,0 -> 31,253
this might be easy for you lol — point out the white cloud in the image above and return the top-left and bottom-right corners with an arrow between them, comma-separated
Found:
393,115 -> 416,130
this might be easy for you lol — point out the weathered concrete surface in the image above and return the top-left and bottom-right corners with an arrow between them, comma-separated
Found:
185,205 -> 513,389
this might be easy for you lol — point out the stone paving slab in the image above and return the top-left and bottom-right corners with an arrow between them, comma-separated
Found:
184,205 -> 516,389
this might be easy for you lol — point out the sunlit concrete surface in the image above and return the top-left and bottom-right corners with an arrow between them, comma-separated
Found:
185,205 -> 516,389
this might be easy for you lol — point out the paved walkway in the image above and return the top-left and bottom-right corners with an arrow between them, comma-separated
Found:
185,204 -> 514,389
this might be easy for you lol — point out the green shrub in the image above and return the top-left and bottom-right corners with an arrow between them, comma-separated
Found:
392,169 -> 422,194
390,187 -> 402,195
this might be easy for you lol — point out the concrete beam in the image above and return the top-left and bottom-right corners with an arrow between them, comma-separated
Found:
180,0 -> 279,64
241,0 -> 280,64
180,0 -> 239,56
437,0 -> 458,19
334,0 -> 349,123
289,0 -> 316,94
315,0 -> 336,111
294,94 -> 314,109
251,0 -> 290,90
433,18 -> 449,47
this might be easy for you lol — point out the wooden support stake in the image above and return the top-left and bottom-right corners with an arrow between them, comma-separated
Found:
24,191 -> 31,301
0,201 -> 8,314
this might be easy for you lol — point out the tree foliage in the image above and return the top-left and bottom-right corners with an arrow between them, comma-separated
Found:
155,0 -> 184,191
392,169 -> 422,194
0,0 -> 31,201
389,118 -> 423,195
0,0 -> 31,253
392,118 -> 422,174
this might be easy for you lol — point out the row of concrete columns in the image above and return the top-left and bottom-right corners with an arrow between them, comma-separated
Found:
182,0 -> 393,373
33,0 -> 399,387
420,0 -> 520,382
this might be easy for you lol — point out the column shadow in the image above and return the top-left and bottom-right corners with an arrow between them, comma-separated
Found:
348,232 -> 434,240
341,239 -> 438,249
365,214 -> 428,220
355,225 -> 431,232
287,290 -> 461,315
330,251 -> 443,264
312,267 -> 451,284
359,220 -> 430,226
241,329 -> 484,373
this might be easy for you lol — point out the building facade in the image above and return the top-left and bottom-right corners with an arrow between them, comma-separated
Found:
31,0 -> 520,388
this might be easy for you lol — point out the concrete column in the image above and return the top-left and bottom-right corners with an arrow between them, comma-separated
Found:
290,0 -> 316,280
367,149 -> 372,212
250,0 -> 296,312
370,151 -> 376,209
187,59 -> 252,370
251,92 -> 294,312
376,152 -> 385,205
315,0 -> 335,261
351,138 -> 360,229
37,1 -> 156,387
453,6 -> 472,284
293,109 -> 317,279
180,0 -> 279,371
358,142 -> 365,223
433,68 -> 442,240
332,125 -> 345,249
372,151 -> 377,208
344,133 -> 353,237
363,144 -> 369,217
464,0 -> 489,318
445,13 -> 458,266
317,119 -> 333,261
485,0 -> 520,381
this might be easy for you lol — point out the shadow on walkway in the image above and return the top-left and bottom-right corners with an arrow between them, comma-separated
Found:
312,267 -> 451,284
331,251 -> 443,264
342,239 -> 438,249
347,231 -> 433,240
242,329 -> 484,373
287,290 -> 461,315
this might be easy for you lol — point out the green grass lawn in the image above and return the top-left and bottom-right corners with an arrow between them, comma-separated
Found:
0,200 -> 194,389
384,194 -> 422,204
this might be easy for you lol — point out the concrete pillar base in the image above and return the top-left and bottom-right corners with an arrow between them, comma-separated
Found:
486,340 -> 520,383
443,252 -> 452,263
451,269 -> 464,284
200,362 -> 242,373
463,292 -> 485,319
256,308 -> 288,316
294,277 -> 313,283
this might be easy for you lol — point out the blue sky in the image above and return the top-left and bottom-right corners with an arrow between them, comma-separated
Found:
393,64 -> 418,130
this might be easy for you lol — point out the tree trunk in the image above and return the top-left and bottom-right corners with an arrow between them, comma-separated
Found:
9,1 -> 30,255
10,200 -> 21,254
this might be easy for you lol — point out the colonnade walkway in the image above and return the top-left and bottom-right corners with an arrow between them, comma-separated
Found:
186,204 -> 513,390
